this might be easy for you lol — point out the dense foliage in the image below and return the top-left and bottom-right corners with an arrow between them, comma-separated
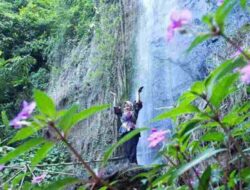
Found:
0,0 -> 95,117
0,0 -> 250,190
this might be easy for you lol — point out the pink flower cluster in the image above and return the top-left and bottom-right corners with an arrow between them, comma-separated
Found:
10,101 -> 36,129
167,9 -> 192,41
147,128 -> 170,148
32,173 -> 47,184
239,64 -> 250,84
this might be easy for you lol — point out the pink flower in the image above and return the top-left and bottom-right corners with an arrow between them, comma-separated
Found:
0,165 -> 5,171
10,101 -> 36,129
147,129 -> 170,148
32,173 -> 46,184
217,0 -> 224,6
167,9 -> 192,41
151,128 -> 157,133
239,64 -> 250,84
230,50 -> 241,59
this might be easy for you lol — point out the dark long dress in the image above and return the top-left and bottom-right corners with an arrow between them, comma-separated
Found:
114,101 -> 143,164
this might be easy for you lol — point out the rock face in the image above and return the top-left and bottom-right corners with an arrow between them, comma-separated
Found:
48,0 -> 250,169
134,0 -> 250,164
48,0 -> 138,168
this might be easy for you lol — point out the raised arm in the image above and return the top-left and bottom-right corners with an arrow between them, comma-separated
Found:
110,91 -> 122,117
136,86 -> 144,103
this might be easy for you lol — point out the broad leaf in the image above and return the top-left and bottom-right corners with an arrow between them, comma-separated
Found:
58,105 -> 78,132
152,168 -> 176,187
201,132 -> 225,142
209,73 -> 239,108
8,122 -> 42,144
56,109 -> 67,119
187,34 -> 211,52
205,57 -> 246,98
11,173 -> 27,187
177,92 -> 197,106
103,128 -> 148,165
190,81 -> 205,95
153,105 -> 200,121
215,0 -> 236,32
72,104 -> 110,126
34,90 -> 56,118
31,141 -> 54,168
176,148 -> 226,176
240,168 -> 250,182
198,166 -> 212,190
240,0 -> 247,8
223,112 -> 250,126
1,111 -> 9,128
202,14 -> 213,27
179,119 -> 202,137
23,182 -> 32,190
0,138 -> 45,164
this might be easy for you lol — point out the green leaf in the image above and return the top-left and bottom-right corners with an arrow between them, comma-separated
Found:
179,119 -> 202,137
31,141 -> 54,168
177,92 -> 197,106
0,138 -> 45,164
240,168 -> 250,182
190,81 -> 205,95
72,104 -> 110,126
205,57 -> 246,98
103,128 -> 148,165
240,0 -> 247,8
187,34 -> 211,52
34,90 -> 56,118
201,132 -> 224,142
58,105 -> 78,132
152,105 -> 200,122
23,182 -> 32,190
176,148 -> 226,176
223,112 -> 250,126
8,122 -> 42,144
152,168 -> 176,186
198,166 -> 212,190
99,187 -> 108,190
56,109 -> 67,119
40,177 -> 80,190
202,14 -> 213,27
215,0 -> 236,32
1,111 -> 9,128
209,73 -> 239,108
12,173 -> 26,187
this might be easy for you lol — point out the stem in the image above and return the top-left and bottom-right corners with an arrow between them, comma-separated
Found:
181,152 -> 201,181
33,156 -> 125,167
201,97 -> 250,167
34,168 -> 76,176
1,170 -> 23,187
26,164 -> 35,177
176,151 -> 194,190
49,122 -> 116,190
18,167 -> 27,190
164,155 -> 177,166
215,157 -> 228,188
221,33 -> 250,60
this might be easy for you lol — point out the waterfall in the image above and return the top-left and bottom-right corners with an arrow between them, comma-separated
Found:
134,0 -> 211,165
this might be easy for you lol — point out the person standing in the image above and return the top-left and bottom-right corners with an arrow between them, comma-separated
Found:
114,87 -> 143,164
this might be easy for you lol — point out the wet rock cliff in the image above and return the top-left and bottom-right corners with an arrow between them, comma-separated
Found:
48,0 -> 138,168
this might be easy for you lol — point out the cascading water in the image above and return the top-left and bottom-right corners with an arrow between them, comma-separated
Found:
134,0 -> 211,165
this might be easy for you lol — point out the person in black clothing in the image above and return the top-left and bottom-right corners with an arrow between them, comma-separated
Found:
114,87 -> 143,164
